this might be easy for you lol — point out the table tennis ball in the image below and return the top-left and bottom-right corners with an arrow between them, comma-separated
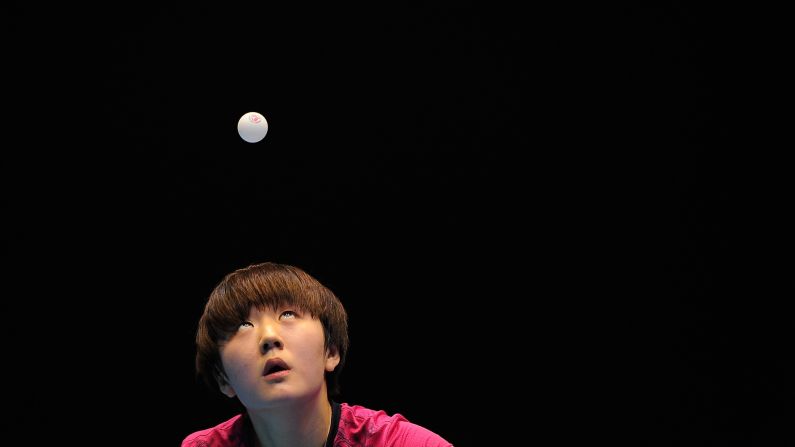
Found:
237,112 -> 268,143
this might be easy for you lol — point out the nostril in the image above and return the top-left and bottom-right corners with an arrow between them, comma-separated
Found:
262,340 -> 282,352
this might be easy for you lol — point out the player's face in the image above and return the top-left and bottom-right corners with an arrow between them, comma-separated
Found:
218,306 -> 340,410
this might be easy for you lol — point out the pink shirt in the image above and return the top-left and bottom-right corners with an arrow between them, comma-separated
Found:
182,403 -> 453,447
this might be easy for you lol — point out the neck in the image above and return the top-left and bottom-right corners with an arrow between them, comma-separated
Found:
248,393 -> 332,447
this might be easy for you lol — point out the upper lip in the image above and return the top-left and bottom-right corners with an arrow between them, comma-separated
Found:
263,358 -> 290,375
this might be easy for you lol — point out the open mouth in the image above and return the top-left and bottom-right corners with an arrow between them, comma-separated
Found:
263,358 -> 290,376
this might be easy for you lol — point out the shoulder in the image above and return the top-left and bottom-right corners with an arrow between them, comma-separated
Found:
181,414 -> 249,447
336,403 -> 453,447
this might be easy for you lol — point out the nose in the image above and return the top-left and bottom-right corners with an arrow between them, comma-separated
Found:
259,321 -> 284,354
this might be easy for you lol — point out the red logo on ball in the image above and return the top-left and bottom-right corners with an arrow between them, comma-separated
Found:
249,114 -> 261,124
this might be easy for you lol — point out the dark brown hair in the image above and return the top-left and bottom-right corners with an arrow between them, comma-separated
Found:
195,262 -> 349,397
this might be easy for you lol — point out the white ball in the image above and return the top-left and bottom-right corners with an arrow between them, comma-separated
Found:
237,112 -> 268,143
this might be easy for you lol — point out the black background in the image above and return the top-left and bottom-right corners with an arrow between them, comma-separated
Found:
6,3 -> 791,446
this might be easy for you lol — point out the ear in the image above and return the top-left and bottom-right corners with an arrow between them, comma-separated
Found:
325,345 -> 341,372
216,373 -> 237,398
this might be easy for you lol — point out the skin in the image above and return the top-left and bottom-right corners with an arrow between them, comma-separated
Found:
218,306 -> 340,447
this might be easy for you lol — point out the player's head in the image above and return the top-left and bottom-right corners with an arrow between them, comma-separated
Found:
195,262 -> 349,397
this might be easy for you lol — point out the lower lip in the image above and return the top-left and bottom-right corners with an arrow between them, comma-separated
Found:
263,370 -> 290,380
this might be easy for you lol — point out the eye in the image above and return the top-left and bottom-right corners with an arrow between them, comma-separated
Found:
280,310 -> 298,320
239,321 -> 254,328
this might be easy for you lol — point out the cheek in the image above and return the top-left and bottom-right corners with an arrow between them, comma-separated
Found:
286,331 -> 327,361
221,346 -> 256,378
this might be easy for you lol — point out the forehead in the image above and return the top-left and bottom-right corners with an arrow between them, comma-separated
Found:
248,296 -> 309,311
231,290 -> 311,311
